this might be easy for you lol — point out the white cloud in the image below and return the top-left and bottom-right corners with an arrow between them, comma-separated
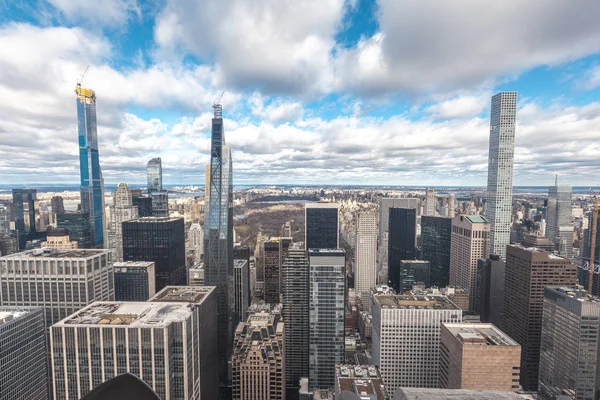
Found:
424,94 -> 489,120
47,0 -> 142,26
582,65 -> 600,90
248,93 -> 304,124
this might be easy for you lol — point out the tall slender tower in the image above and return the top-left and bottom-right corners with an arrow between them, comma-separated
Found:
485,92 -> 517,259
147,157 -> 163,192
204,102 -> 235,394
76,82 -> 105,248
107,182 -> 138,260
546,179 -> 573,258
424,188 -> 435,216
355,212 -> 377,307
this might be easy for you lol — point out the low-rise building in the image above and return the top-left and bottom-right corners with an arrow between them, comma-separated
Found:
334,365 -> 390,399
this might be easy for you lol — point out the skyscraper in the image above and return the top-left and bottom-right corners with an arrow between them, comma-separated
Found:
234,259 -> 250,323
377,198 -> 419,283
476,255 -> 506,328
539,286 -> 600,400
282,247 -> 309,393
449,215 -> 490,309
12,188 -> 39,249
546,183 -> 573,258
308,249 -> 346,390
57,211 -> 92,249
50,195 -> 65,224
388,207 -> 417,292
503,244 -> 578,391
204,102 -> 235,393
147,157 -> 163,192
122,217 -> 186,291
0,204 -> 10,236
76,83 -> 105,248
448,194 -> 456,218
188,222 -> 204,261
421,216 -> 452,287
264,238 -> 282,303
107,182 -> 138,260
424,188 -> 435,216
355,212 -> 377,306
398,260 -> 430,292
485,92 -> 517,259
305,202 -> 339,250
113,261 -> 156,301
0,307 -> 48,400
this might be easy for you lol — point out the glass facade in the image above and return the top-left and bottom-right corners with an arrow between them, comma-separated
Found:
398,260 -> 430,293
12,188 -> 39,249
421,216 -> 452,287
114,265 -> 154,301
57,212 -> 92,249
305,204 -> 339,250
147,157 -> 163,192
388,207 -> 417,292
132,195 -> 153,217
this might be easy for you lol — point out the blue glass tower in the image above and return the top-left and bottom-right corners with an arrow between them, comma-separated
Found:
76,84 -> 104,248
204,103 -> 235,394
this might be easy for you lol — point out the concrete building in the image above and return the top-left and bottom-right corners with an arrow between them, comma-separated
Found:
188,262 -> 204,285
439,323 -> 521,391
398,260 -> 430,293
421,216 -> 452,287
450,215 -> 490,309
107,182 -> 138,261
309,249 -> 346,390
503,245 -> 578,391
355,212 -> 377,306
232,311 -> 285,400
0,248 -> 114,327
520,234 -> 554,252
305,203 -> 339,250
0,236 -> 18,256
113,261 -> 156,301
371,292 -> 463,393
546,183 -> 573,258
50,286 -> 218,400
485,92 -> 518,259
334,365 -> 390,399
188,222 -> 204,262
0,204 -> 10,236
448,194 -> 456,218
0,307 -> 48,400
476,255 -> 506,328
42,233 -> 79,249
538,286 -> 600,400
234,259 -> 250,323
424,188 -> 435,216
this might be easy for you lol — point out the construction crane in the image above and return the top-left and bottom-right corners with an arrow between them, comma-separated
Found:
212,90 -> 225,118
77,65 -> 89,87
589,189 -> 598,294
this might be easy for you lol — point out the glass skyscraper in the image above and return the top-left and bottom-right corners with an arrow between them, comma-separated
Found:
388,207 -> 417,292
421,216 -> 452,287
546,183 -> 572,258
147,157 -> 163,192
76,84 -> 105,248
485,92 -> 517,259
305,202 -> 339,250
12,188 -> 39,249
203,103 -> 235,394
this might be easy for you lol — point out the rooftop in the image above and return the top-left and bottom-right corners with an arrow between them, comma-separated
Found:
443,323 -> 519,346
374,293 -> 460,310
508,244 -> 569,260
0,307 -> 37,325
0,248 -> 108,259
234,259 -> 248,268
463,215 -> 488,224
394,388 -> 528,400
151,286 -> 215,303
546,286 -> 600,303
336,365 -> 389,399
189,261 -> 204,270
308,248 -> 346,255
113,261 -> 155,269
127,217 -> 182,223
305,202 -> 339,208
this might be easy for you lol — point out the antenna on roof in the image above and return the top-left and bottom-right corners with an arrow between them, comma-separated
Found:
213,91 -> 225,118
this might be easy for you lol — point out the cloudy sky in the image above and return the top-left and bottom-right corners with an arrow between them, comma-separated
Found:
1,0 -> 600,186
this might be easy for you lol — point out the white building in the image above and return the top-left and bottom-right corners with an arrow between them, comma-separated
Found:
485,92 -> 517,259
371,292 -> 463,393
188,222 -> 204,261
107,182 -> 138,261
448,194 -> 456,218
355,212 -> 377,308
424,188 -> 435,216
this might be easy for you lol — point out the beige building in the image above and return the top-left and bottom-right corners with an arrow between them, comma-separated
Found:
449,215 -> 490,309
41,234 -> 78,249
439,323 -> 521,392
232,311 -> 285,400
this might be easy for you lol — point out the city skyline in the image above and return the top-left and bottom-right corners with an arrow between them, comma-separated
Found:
1,1 -> 600,185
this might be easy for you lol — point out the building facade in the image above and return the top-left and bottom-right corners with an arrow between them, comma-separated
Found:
108,182 -> 138,261
398,260 -> 430,293
308,249 -> 346,390
546,183 -> 573,258
234,259 -> 250,323
449,215 -> 490,309
12,188 -> 39,249
421,216 -> 452,287
502,244 -> 578,391
305,202 -> 339,250
538,287 -> 600,400
485,92 -> 517,259
232,311 -> 285,400
439,323 -> 521,391
0,248 -> 114,327
264,238 -> 282,304
57,211 -> 92,249
388,207 -> 417,292
0,307 -> 48,400
188,222 -> 204,262
122,217 -> 186,291
113,261 -> 156,301
371,292 -> 463,393
50,286 -> 218,400
355,212 -> 377,305
42,233 -> 79,249
476,255 -> 506,328
334,365 -> 389,399
424,188 -> 435,216
76,84 -> 105,248
0,203 -> 11,236
147,157 -> 163,192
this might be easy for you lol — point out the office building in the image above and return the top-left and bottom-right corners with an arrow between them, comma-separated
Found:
234,259 -> 250,323
0,248 -> 114,327
50,286 -> 218,400
485,92 -> 517,259
57,211 -> 92,249
581,212 -> 600,296
113,261 -> 156,301
334,365 -> 390,399
476,255 -> 505,328
0,237 -> 18,256
107,182 -> 138,261
147,157 -> 163,192
282,247 -> 310,392
388,207 -> 417,292
398,260 -> 430,293
42,231 -> 79,249
308,249 -> 346,390
51,195 -> 65,222
424,188 -> 435,216
122,217 -> 186,291
150,191 -> 169,217
538,287 -> 600,400
76,83 -> 105,248
520,234 -> 554,252
12,188 -> 39,249
305,202 -> 339,250
188,262 -> 204,285
377,198 -> 419,283
421,216 -> 452,287
282,221 -> 292,238
394,388 -> 526,400
371,292 -> 462,393
439,323 -> 520,391
132,195 -> 153,217
448,194 -> 456,218
232,311 -> 285,400
0,307 -> 48,400
264,238 -> 282,303
355,212 -> 377,306
503,244 -> 578,391
188,222 -> 204,261
204,102 -> 235,392
0,204 -> 10,236
546,183 -> 573,258
450,215 -> 490,309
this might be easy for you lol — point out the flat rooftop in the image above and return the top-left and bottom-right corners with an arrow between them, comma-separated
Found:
151,286 -> 214,303
189,262 -> 204,270
0,307 -> 37,325
508,244 -> 568,260
374,293 -> 460,310
308,248 -> 346,255
234,259 -> 248,268
336,365 -> 389,399
127,217 -> 182,223
443,323 -> 519,346
0,248 -> 108,259
546,286 -> 600,303
113,261 -> 154,269
463,215 -> 488,224
56,301 -> 195,327
394,388 -> 527,400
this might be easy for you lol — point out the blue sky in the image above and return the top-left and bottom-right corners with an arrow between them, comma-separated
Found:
1,0 -> 600,186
